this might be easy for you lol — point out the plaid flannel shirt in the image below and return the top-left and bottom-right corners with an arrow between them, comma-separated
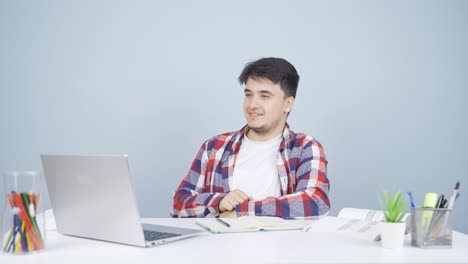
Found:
171,124 -> 330,218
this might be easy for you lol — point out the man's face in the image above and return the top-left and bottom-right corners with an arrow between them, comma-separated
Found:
243,77 -> 294,139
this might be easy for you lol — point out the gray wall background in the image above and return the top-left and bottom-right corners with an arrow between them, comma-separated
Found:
1,1 -> 467,233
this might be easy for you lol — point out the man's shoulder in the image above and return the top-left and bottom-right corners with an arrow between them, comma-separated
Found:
288,130 -> 323,148
206,129 -> 242,142
288,131 -> 326,159
202,129 -> 243,150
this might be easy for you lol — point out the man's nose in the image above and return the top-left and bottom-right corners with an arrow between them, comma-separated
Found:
248,96 -> 259,109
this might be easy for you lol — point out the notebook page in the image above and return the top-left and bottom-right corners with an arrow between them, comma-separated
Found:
304,216 -> 382,241
338,208 -> 385,222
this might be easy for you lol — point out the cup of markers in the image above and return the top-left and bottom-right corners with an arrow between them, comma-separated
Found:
409,182 -> 461,248
1,171 -> 45,254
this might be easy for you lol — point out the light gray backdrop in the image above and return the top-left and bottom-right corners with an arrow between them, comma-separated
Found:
1,0 -> 467,233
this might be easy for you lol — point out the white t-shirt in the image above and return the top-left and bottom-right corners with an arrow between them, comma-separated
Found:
230,133 -> 282,200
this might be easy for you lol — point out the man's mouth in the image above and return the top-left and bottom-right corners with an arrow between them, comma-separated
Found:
249,112 -> 263,117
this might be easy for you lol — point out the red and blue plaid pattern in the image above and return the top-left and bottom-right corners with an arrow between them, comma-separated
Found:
171,124 -> 330,219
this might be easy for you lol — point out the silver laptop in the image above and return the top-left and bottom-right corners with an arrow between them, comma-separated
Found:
40,154 -> 203,247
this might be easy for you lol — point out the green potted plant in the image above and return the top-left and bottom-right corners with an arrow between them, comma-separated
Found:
378,190 -> 408,249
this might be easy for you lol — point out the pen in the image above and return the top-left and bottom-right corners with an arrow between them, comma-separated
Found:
435,194 -> 445,208
408,192 -> 416,208
439,197 -> 448,209
447,182 -> 460,210
216,218 -> 231,227
433,182 -> 461,239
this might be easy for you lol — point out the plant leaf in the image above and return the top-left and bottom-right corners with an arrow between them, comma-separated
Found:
392,198 -> 403,221
395,204 -> 408,222
378,194 -> 390,222
384,191 -> 392,213
380,190 -> 407,222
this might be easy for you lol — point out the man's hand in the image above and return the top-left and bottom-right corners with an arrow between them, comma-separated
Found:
219,189 -> 250,212
219,210 -> 237,218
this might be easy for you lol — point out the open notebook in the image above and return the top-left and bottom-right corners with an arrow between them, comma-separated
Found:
196,216 -> 304,233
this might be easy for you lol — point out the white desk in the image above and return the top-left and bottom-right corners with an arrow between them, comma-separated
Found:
1,218 -> 468,263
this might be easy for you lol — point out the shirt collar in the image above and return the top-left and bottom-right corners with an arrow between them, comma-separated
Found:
238,123 -> 293,150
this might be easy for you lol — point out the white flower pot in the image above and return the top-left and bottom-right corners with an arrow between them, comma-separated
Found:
380,221 -> 406,249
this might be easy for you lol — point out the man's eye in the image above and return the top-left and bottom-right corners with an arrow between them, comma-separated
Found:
245,94 -> 252,97
261,95 -> 270,98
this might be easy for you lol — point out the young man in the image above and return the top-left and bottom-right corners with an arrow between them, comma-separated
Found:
171,57 -> 330,218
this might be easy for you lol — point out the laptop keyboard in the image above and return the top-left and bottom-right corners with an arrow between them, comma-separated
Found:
143,230 -> 181,241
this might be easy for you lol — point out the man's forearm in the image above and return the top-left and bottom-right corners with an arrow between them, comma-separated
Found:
171,190 -> 227,218
235,187 -> 330,218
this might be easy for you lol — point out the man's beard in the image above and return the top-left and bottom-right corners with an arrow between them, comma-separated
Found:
249,125 -> 269,135
248,117 -> 282,136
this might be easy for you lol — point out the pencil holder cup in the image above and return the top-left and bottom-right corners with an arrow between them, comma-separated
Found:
410,207 -> 452,248
1,171 -> 46,254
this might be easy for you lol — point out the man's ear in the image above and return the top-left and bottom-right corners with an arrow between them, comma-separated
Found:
284,96 -> 295,113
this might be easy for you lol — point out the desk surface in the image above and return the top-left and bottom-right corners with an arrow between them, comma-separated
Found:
1,218 -> 468,263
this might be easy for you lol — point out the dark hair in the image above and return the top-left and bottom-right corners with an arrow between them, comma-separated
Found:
238,57 -> 300,98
